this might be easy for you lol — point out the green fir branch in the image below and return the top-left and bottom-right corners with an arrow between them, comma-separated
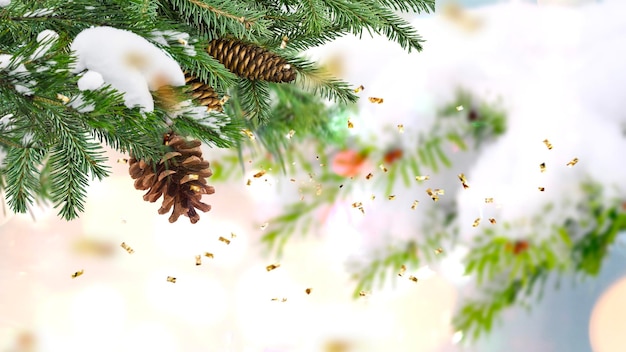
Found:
286,55 -> 358,104
2,147 -> 46,214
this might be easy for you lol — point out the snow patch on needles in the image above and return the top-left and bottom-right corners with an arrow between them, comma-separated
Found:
23,8 -> 54,17
32,30 -> 59,60
0,0 -> 10,7
77,71 -> 104,91
70,26 -> 185,112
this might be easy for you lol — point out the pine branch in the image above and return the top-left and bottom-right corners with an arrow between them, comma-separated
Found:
375,0 -> 435,13
48,145 -> 91,220
2,147 -> 46,214
285,55 -> 358,104
233,78 -> 271,127
172,111 -> 244,148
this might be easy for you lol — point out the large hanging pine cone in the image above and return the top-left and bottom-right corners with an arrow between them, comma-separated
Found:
207,38 -> 296,83
184,72 -> 223,112
128,132 -> 215,224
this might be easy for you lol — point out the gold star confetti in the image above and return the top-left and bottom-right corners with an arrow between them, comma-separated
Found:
379,164 -> 388,172
117,158 -> 128,164
540,162 -> 546,173
347,119 -> 354,129
280,35 -> 289,49
472,218 -> 481,227
195,255 -> 202,266
71,270 -> 84,279
204,252 -> 214,258
566,158 -> 579,167
538,187 -> 545,192
411,200 -> 419,210
458,173 -> 470,189
359,291 -> 369,297
456,105 -> 464,111
166,276 -> 176,283
397,124 -> 404,133
409,275 -> 418,283
489,218 -> 496,224
56,93 -> 70,104
543,139 -> 553,150
366,173 -> 373,180
253,170 -> 266,178
287,129 -> 295,139
398,264 -> 406,277
120,242 -> 134,254
415,175 -> 430,181
246,179 -> 251,186
368,97 -> 384,104
218,236 -> 231,245
485,198 -> 494,203
388,195 -> 396,200
354,85 -> 364,93
266,263 -> 280,272
260,222 -> 269,230
434,248 -> 443,255
305,288 -> 312,295
241,129 -> 255,140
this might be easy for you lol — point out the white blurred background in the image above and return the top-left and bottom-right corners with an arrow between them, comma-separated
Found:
2,0 -> 626,351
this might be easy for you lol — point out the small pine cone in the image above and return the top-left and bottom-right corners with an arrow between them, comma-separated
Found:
206,38 -> 296,83
184,72 -> 223,112
128,133 -> 215,224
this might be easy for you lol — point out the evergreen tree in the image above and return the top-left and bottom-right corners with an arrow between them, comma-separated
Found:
0,0 -> 434,221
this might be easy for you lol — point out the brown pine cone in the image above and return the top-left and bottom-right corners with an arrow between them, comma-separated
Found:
129,132 -> 215,224
184,72 -> 223,112
206,38 -> 296,83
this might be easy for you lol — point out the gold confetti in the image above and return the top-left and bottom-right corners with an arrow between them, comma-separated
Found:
260,222 -> 269,230
117,158 -> 128,164
543,139 -> 553,150
472,218 -> 481,227
290,178 -> 296,182
456,105 -> 464,111
271,298 -> 278,301
359,291 -> 369,297
388,195 -> 396,200
219,95 -> 230,105
415,175 -> 430,181
489,218 -> 496,224
354,85 -> 364,93
120,242 -> 134,254
71,270 -> 84,279
540,162 -> 546,173
370,194 -> 376,200
426,188 -> 443,202
230,232 -> 237,239
434,189 -> 445,195
246,179 -> 251,186
287,129 -> 295,139
204,252 -> 214,258
305,288 -> 312,295
281,298 -> 288,302
177,37 -> 188,46
538,187 -> 545,192
485,198 -> 494,203
398,264 -> 406,277
166,276 -> 176,283
566,158 -> 579,167
280,35 -> 289,49
316,184 -> 322,196
397,124 -> 404,133
56,93 -> 70,104
366,173 -> 373,180
189,184 -> 201,192
434,248 -> 443,255
195,255 -> 202,266
218,236 -> 231,245
266,263 -> 280,272
379,164 -> 388,172
411,200 -> 419,209
368,97 -> 384,104
458,173 -> 470,189
241,129 -> 255,140
253,170 -> 266,178
347,119 -> 354,129
352,202 -> 363,208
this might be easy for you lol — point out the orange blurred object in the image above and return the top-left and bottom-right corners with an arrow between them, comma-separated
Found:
331,149 -> 367,177
383,148 -> 403,164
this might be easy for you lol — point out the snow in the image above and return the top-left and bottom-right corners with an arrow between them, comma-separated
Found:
70,26 -> 185,112
23,8 -> 54,17
0,0 -> 10,7
32,30 -> 59,60
151,30 -> 196,56
0,54 -> 34,95
77,70 -> 104,91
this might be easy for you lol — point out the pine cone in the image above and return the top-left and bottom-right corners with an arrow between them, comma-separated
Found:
184,72 -> 223,112
128,133 -> 215,224
206,38 -> 296,83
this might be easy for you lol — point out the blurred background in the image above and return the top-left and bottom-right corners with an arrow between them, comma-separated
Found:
2,0 -> 625,351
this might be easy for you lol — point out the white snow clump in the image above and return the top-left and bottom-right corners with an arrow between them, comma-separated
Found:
70,26 -> 185,112
77,71 -> 104,91
32,29 -> 59,60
